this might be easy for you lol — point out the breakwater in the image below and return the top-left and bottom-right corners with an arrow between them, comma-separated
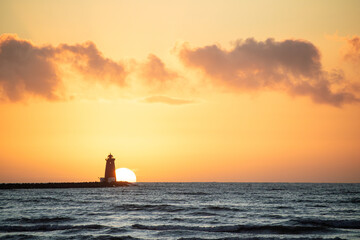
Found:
0,181 -> 132,189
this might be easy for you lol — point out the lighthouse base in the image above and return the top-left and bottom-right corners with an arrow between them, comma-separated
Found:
100,177 -> 116,183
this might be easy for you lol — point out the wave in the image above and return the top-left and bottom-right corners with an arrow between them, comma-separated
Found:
132,223 -> 329,234
15,196 -> 60,203
275,205 -> 293,209
189,211 -> 219,216
0,234 -> 40,240
346,197 -> 360,203
0,224 -> 106,232
81,235 -> 140,240
0,234 -> 346,240
204,205 -> 244,212
293,219 -> 360,229
5,216 -> 74,224
0,234 -> 141,240
113,203 -> 189,212
112,203 -> 244,214
169,191 -> 209,196
178,237 -> 346,240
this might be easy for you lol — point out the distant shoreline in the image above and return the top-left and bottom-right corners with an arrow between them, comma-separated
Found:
0,181 -> 132,189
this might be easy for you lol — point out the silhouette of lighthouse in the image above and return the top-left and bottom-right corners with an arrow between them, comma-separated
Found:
101,153 -> 116,182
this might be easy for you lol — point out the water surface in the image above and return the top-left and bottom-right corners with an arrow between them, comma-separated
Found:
1,183 -> 359,239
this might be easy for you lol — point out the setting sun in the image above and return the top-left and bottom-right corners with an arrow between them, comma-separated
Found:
116,168 -> 137,183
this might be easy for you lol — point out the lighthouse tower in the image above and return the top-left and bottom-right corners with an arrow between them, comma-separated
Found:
101,153 -> 116,182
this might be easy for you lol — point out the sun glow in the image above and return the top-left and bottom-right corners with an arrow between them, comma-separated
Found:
116,168 -> 137,182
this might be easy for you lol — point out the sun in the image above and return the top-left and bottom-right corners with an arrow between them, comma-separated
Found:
115,168 -> 137,182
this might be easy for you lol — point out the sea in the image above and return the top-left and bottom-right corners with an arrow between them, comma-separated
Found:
0,183 -> 359,240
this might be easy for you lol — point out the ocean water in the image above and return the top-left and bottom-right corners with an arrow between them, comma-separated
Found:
0,183 -> 359,240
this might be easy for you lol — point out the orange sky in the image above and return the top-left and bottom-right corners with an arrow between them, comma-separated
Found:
0,0 -> 360,183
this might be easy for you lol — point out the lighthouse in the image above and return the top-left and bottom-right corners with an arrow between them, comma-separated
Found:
100,153 -> 116,182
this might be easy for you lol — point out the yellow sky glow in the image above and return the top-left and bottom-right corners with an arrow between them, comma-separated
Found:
0,0 -> 359,183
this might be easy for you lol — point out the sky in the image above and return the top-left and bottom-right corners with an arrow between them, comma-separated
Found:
0,0 -> 360,183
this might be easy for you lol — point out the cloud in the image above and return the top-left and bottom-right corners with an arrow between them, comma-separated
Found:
142,95 -> 194,105
57,42 -> 127,85
288,80 -> 358,106
0,34 -> 60,101
136,54 -> 182,94
344,36 -> 360,64
140,54 -> 178,84
0,34 -> 127,102
1,34 -> 358,107
179,38 -> 359,106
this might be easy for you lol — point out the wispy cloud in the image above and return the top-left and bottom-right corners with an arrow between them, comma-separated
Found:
179,38 -> 359,106
57,42 -> 127,85
140,54 -> 178,85
344,36 -> 360,65
142,95 -> 194,105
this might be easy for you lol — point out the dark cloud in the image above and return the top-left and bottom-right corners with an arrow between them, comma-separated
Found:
344,36 -> 360,64
289,80 -> 358,106
179,38 -> 359,106
0,34 -> 127,102
142,95 -> 194,105
0,34 -> 59,101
